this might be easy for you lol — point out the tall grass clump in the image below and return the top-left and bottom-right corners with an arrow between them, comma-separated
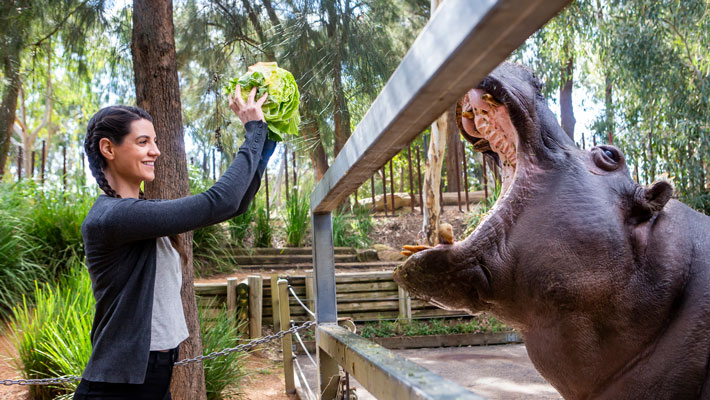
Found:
8,265 -> 94,400
199,303 -> 249,400
0,210 -> 43,318
193,223 -> 237,278
227,202 -> 255,246
283,189 -> 310,247
253,196 -> 273,247
332,205 -> 373,248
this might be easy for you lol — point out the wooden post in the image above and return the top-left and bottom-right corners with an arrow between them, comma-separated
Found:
41,140 -> 46,185
248,275 -> 263,339
265,170 -> 270,219
227,278 -> 238,314
31,150 -> 36,178
454,138 -> 462,212
270,275 -> 281,329
381,167 -> 387,216
462,140 -> 470,211
370,175 -> 376,212
407,145 -> 415,213
417,146 -> 423,215
305,272 -> 315,321
62,145 -> 67,189
17,145 -> 22,181
482,155 -> 489,201
278,279 -> 295,394
398,286 -> 412,322
292,151 -> 297,189
389,159 -> 395,213
284,149 -> 290,202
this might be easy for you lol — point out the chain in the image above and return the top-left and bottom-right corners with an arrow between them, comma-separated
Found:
1,321 -> 316,385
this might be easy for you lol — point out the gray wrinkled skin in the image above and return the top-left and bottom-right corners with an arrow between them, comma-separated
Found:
394,63 -> 710,399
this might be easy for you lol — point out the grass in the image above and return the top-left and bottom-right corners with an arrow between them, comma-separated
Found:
283,189 -> 310,247
193,222 -> 238,278
253,196 -> 273,248
226,202 -> 255,246
332,205 -> 373,248
199,303 -> 250,400
358,315 -> 508,339
463,180 -> 501,237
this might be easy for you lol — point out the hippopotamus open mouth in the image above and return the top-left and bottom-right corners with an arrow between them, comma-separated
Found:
393,63 -> 710,399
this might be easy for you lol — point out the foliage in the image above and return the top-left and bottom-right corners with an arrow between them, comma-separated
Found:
199,303 -> 249,400
332,205 -> 373,248
193,222 -> 237,278
8,265 -> 94,400
358,315 -> 508,338
283,189 -> 310,247
226,201 -> 255,247
463,180 -> 501,238
253,196 -> 273,248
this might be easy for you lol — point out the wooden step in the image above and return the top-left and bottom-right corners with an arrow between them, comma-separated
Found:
232,254 -> 358,265
236,261 -> 402,271
233,247 -> 355,256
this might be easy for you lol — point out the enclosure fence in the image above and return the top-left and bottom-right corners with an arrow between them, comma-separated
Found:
307,0 -> 571,399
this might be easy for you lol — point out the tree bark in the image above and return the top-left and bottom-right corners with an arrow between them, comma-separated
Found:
131,1 -> 206,398
559,53 -> 575,141
445,105 -> 460,192
242,0 -> 276,60
262,0 -> 280,27
605,74 -> 614,144
328,1 -> 352,157
421,0 -> 447,246
0,33 -> 22,180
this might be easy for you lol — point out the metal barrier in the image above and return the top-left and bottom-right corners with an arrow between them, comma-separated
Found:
308,0 -> 571,398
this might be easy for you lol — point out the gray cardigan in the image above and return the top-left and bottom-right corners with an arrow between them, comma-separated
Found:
81,120 -> 273,383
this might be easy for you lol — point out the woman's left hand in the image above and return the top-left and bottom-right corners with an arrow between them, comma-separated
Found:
228,85 -> 268,125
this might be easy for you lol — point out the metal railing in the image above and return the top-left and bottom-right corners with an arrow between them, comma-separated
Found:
308,0 -> 571,399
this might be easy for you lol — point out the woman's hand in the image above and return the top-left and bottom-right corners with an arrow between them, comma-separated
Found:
228,85 -> 268,125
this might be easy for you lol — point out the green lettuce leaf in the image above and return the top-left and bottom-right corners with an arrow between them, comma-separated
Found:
225,62 -> 301,142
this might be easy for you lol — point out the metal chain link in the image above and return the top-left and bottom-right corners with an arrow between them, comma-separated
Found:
1,321 -> 316,386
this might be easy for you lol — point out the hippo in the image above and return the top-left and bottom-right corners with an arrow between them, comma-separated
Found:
393,62 -> 710,399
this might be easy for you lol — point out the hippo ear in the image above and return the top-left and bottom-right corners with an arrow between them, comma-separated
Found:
630,181 -> 673,223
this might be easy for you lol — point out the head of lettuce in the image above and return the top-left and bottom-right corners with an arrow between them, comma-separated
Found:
225,62 -> 300,142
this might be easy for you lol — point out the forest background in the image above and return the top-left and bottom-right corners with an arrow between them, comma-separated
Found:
0,1 -> 708,399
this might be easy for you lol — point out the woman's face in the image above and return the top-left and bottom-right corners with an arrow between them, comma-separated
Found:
105,119 -> 161,184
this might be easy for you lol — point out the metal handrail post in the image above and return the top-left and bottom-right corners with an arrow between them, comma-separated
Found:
312,212 -> 340,399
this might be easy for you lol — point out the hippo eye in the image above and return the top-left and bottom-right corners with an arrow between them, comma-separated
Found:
592,146 -> 624,171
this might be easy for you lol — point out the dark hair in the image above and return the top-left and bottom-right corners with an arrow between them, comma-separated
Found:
84,105 -> 153,198
84,106 -> 186,263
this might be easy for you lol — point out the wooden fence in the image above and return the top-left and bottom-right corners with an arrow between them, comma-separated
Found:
195,271 -> 467,338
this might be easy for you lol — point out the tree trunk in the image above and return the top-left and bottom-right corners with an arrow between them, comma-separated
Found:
605,74 -> 614,144
0,34 -> 22,180
329,1 -> 352,157
131,1 -> 206,399
445,105 -> 460,192
421,0 -> 447,246
262,0 -> 280,27
242,0 -> 275,60
559,53 -> 575,141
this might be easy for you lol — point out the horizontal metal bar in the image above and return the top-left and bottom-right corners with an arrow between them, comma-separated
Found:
311,0 -> 571,213
317,324 -> 486,400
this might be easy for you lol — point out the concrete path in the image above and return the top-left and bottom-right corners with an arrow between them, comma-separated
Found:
295,344 -> 561,399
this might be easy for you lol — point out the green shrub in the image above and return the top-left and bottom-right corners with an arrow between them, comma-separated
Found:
463,181 -> 501,237
332,207 -> 372,249
358,315 -> 510,338
8,265 -> 94,400
0,211 -> 43,319
253,197 -> 273,248
193,223 -> 237,278
199,303 -> 249,400
226,202 -> 255,246
283,189 -> 310,247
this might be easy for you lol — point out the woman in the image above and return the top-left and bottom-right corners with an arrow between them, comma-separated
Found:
74,87 -> 274,399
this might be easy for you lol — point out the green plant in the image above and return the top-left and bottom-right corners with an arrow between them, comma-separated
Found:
8,265 -> 94,400
463,180 -> 502,237
253,197 -> 273,248
193,222 -> 237,278
283,189 -> 310,247
199,303 -> 249,400
226,202 -> 255,246
0,210 -> 43,319
332,206 -> 373,249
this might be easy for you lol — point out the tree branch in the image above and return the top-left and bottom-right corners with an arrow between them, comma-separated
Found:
31,0 -> 90,48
